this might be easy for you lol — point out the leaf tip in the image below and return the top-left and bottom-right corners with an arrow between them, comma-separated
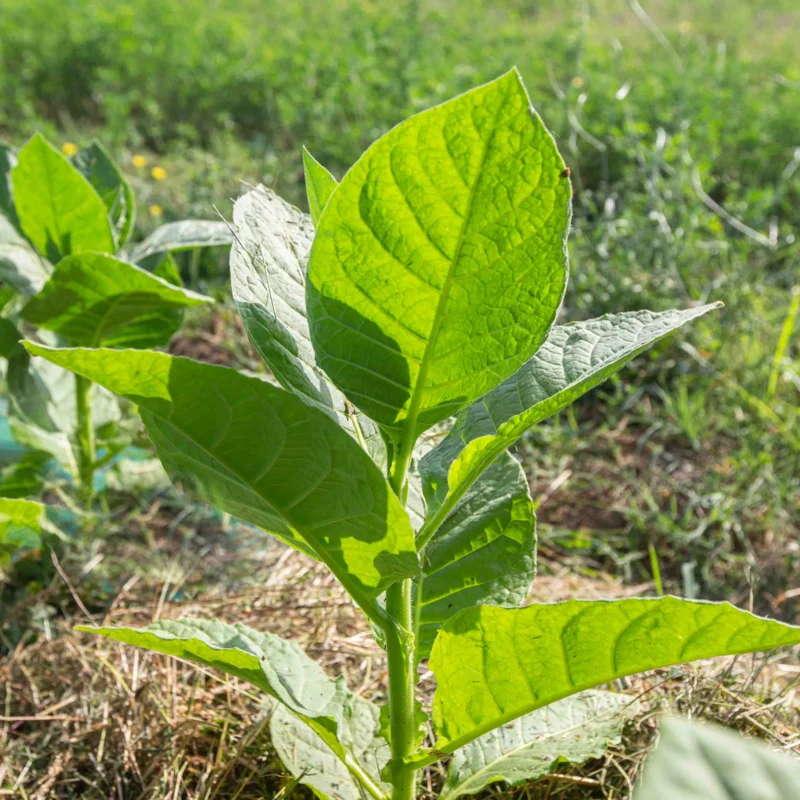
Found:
74,624 -> 100,634
20,339 -> 48,357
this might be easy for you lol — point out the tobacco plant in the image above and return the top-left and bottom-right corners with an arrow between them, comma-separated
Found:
25,72 -> 800,798
0,135 -> 232,499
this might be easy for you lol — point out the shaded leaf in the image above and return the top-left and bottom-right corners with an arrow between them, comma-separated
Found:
6,348 -> 120,475
20,252 -> 210,348
130,219 -> 233,262
0,317 -> 22,359
230,185 -> 385,467
419,305 -> 720,544
430,597 -> 800,752
0,451 -> 50,499
11,134 -> 114,261
635,717 -> 800,800
303,146 -> 338,226
25,343 -> 418,600
72,141 -> 136,248
0,144 -> 19,228
307,69 -> 570,437
442,691 -> 634,799
0,214 -> 51,296
416,451 -> 535,660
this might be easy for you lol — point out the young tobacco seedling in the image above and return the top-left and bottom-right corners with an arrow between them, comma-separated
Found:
23,71 -> 800,798
0,135 -> 232,500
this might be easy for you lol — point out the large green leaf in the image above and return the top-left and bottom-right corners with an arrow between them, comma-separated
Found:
129,219 -> 233,262
230,185 -> 385,468
416,451 -> 535,659
11,134 -> 115,261
0,214 -> 51,296
6,347 -> 120,475
441,690 -> 634,799
307,69 -> 571,439
25,343 -> 418,601
0,496 -> 47,556
418,305 -> 720,546
79,619 -> 388,794
271,701 -> 389,800
20,253 -> 210,348
635,717 -> 800,800
303,146 -> 338,226
429,597 -> 800,753
72,141 -> 136,248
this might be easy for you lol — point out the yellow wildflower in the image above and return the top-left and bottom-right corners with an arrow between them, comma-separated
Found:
62,142 -> 78,156
132,154 -> 147,168
149,204 -> 163,217
151,166 -> 167,181
679,20 -> 692,34
571,76 -> 584,89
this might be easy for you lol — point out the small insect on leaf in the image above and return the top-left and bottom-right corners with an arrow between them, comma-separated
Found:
561,168 -> 571,178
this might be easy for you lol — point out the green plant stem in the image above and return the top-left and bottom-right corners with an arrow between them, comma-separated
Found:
384,447 -> 419,800
75,374 -> 95,503
385,578 -> 417,800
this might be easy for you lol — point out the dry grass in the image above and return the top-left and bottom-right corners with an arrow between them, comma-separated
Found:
3,506 -> 800,799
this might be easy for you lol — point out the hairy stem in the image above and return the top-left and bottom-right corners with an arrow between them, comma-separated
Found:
75,374 -> 95,504
385,578 -> 417,800
384,446 -> 420,799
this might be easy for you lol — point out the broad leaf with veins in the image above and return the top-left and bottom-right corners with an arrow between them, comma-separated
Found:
72,141 -> 136,248
0,214 -> 51,296
635,717 -> 800,800
430,597 -> 800,752
129,219 -> 233,262
441,691 -> 634,799
12,134 -> 115,260
307,69 -> 571,441
79,619 -> 389,794
418,304 -> 721,545
21,253 -> 210,348
24,343 -> 418,601
6,348 -> 120,475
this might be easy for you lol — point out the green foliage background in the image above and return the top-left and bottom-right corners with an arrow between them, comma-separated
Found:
1,0 -> 798,601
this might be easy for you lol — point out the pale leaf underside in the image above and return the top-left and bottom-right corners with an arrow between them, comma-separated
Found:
230,185 -> 385,468
441,690 -> 634,799
79,619 -> 388,789
129,219 -> 234,262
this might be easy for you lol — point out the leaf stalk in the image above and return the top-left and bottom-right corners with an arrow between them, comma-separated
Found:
75,373 -> 95,504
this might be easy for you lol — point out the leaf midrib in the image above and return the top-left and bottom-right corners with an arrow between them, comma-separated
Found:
135,381 -> 396,602
397,106 -> 500,457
